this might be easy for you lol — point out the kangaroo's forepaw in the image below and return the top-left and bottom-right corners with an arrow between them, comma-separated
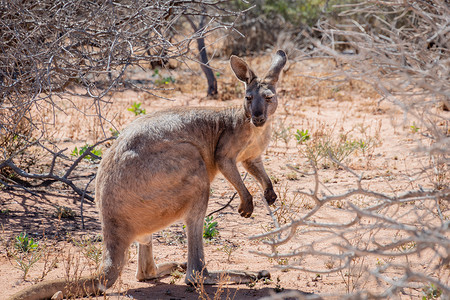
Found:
264,188 -> 277,205
238,202 -> 254,218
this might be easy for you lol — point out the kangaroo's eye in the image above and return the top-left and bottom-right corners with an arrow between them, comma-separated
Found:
245,95 -> 253,101
265,96 -> 273,102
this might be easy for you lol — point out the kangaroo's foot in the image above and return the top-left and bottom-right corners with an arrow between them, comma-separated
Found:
238,194 -> 254,218
186,269 -> 270,285
264,187 -> 277,205
136,262 -> 187,281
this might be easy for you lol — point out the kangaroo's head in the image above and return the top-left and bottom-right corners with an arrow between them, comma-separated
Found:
230,50 -> 287,127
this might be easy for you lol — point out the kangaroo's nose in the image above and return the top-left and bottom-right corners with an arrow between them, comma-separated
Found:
252,115 -> 266,127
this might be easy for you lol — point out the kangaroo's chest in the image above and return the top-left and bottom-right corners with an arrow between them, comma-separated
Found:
236,124 -> 271,162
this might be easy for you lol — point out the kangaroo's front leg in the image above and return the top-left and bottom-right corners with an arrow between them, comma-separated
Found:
242,157 -> 277,205
217,158 -> 253,218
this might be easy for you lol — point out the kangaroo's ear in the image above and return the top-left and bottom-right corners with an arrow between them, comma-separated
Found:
264,50 -> 287,86
230,55 -> 257,85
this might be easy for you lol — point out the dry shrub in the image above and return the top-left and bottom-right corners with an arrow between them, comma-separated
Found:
256,0 -> 449,298
0,0 -> 242,195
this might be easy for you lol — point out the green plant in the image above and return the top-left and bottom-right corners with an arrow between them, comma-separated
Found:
127,102 -> 146,116
329,200 -> 344,209
376,258 -> 384,266
422,283 -> 442,299
326,135 -> 359,165
12,251 -> 42,280
14,232 -> 39,253
11,233 -> 42,280
71,144 -> 102,162
203,216 -> 219,240
354,138 -> 379,158
156,76 -> 175,85
277,258 -> 289,266
398,241 -> 417,252
260,0 -> 327,27
53,206 -> 76,219
410,123 -> 420,133
294,129 -> 310,144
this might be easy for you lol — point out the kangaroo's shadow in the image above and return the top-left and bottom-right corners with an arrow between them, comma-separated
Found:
124,281 -> 313,300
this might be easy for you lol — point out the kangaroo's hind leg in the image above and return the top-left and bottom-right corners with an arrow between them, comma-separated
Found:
183,185 -> 268,285
184,188 -> 210,285
136,234 -> 186,281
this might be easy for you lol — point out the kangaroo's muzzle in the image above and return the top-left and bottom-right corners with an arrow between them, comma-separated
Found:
251,115 -> 266,127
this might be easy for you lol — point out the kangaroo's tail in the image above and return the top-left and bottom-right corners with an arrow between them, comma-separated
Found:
8,276 -> 106,300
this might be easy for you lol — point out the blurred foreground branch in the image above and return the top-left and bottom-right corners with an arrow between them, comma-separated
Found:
259,0 -> 449,298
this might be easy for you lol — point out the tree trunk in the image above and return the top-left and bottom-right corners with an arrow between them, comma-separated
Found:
187,15 -> 218,98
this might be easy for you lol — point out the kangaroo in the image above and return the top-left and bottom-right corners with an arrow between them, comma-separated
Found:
9,50 -> 287,300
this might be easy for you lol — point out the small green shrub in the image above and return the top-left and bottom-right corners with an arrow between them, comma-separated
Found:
169,269 -> 185,284
203,216 -> 219,240
14,232 -> 39,253
294,129 -> 310,144
286,171 -> 298,181
11,233 -> 42,280
422,283 -> 442,299
127,102 -> 146,116
410,123 -> 420,133
156,76 -> 175,85
71,144 -> 102,162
